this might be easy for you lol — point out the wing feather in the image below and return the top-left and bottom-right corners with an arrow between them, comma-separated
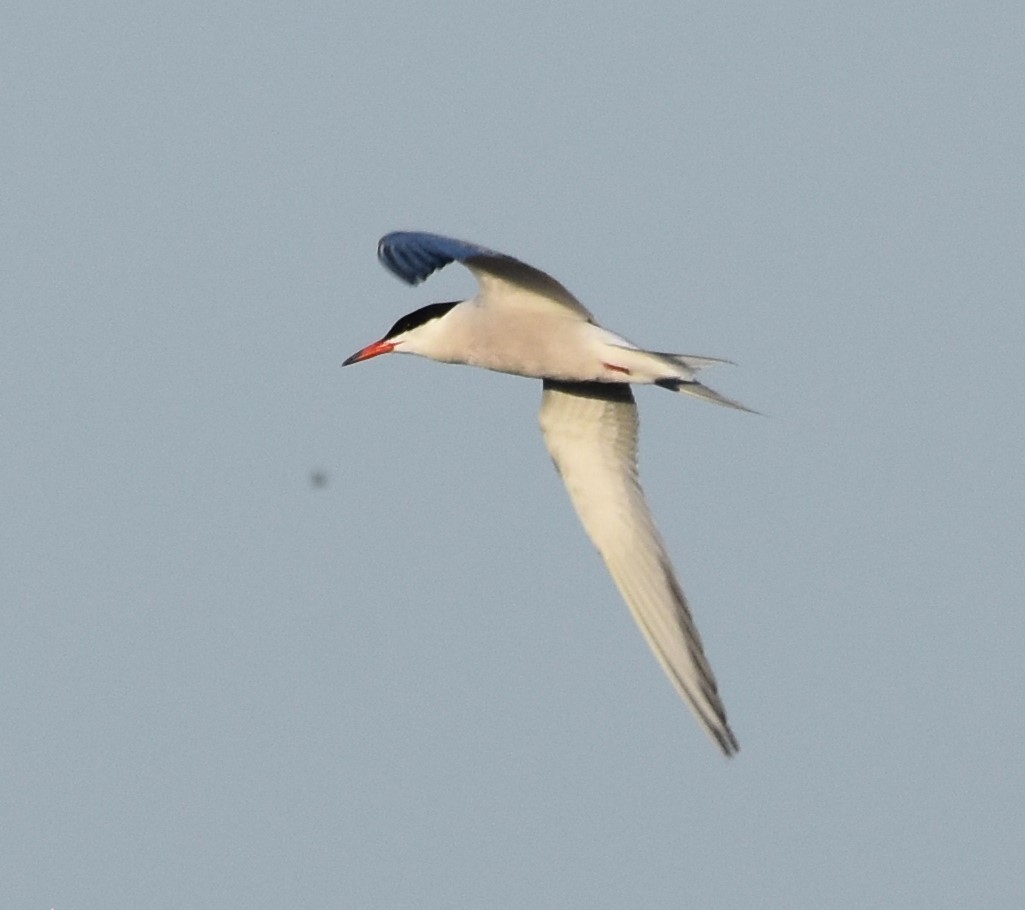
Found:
539,380 -> 738,756
378,231 -> 498,285
378,231 -> 594,320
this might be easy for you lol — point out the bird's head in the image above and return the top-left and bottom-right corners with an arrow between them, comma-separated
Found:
342,301 -> 460,365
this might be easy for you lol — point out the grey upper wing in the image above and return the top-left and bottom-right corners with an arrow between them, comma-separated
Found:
378,231 -> 595,321
539,379 -> 738,756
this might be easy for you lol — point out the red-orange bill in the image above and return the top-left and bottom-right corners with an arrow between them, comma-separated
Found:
342,339 -> 395,366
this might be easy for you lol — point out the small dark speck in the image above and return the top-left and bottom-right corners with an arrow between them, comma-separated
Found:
309,471 -> 329,488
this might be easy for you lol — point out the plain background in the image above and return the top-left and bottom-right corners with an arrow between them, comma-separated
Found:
3,2 -> 1023,907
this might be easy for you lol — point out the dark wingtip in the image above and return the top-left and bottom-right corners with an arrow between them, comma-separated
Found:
378,231 -> 497,285
718,728 -> 740,758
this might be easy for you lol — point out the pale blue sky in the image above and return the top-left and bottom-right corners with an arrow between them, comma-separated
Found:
3,2 -> 1024,907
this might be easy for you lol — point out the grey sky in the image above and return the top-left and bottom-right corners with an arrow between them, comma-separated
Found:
3,2 -> 1023,907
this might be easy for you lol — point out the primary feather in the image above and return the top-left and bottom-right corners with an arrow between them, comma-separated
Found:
539,380 -> 739,756
379,231 -> 595,320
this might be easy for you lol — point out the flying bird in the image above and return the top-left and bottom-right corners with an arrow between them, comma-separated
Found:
344,231 -> 751,756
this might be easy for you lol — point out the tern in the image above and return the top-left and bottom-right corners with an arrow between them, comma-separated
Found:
344,231 -> 750,756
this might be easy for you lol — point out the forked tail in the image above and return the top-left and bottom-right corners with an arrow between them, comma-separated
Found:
654,375 -> 757,412
608,345 -> 757,413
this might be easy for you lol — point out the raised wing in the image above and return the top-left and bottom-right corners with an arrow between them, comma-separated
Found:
378,231 -> 594,320
539,380 -> 738,756
378,231 -> 500,285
